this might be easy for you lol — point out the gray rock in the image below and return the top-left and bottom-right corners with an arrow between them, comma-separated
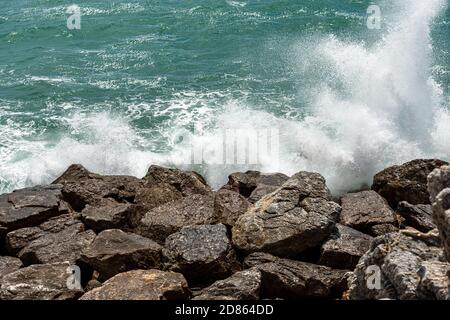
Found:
319,224 -> 373,270
340,191 -> 396,235
213,189 -> 250,227
80,229 -> 162,280
372,159 -> 448,208
0,262 -> 83,300
162,224 -> 240,284
0,185 -> 68,233
369,223 -> 398,236
348,232 -> 448,300
194,269 -> 261,300
80,269 -> 190,300
16,214 -> 96,265
5,226 -> 44,255
417,260 -> 449,300
299,197 -> 341,222
0,256 -> 23,278
244,253 -> 348,299
397,202 -> 435,232
137,194 -> 216,244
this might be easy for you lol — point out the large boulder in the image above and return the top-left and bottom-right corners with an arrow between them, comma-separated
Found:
428,165 -> 450,261
372,159 -> 448,208
80,229 -> 162,280
340,191 -> 396,235
80,269 -> 190,300
232,172 -> 335,257
193,269 -> 261,300
397,202 -> 436,233
244,253 -> 348,299
143,165 -> 212,196
12,214 -> 96,265
0,262 -> 84,300
162,224 -> 240,284
0,185 -> 69,233
348,232 -> 448,300
318,224 -> 373,270
213,189 -> 250,227
136,194 -> 216,244
0,256 -> 23,278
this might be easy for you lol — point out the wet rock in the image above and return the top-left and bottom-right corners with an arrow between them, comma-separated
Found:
162,224 -> 240,284
15,214 -> 96,265
244,253 -> 348,299
0,256 -> 23,278
318,224 -> 373,270
0,262 -> 83,300
80,269 -> 190,300
428,165 -> 450,261
80,229 -> 162,280
348,232 -> 448,300
221,171 -> 289,200
137,194 -> 216,244
144,165 -> 211,196
194,269 -> 261,300
372,159 -> 448,208
340,191 -> 396,235
0,185 -> 68,233
213,189 -> 250,227
397,202 -> 435,233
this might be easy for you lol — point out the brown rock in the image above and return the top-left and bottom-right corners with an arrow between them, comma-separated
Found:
397,202 -> 436,233
0,256 -> 23,278
213,189 -> 250,227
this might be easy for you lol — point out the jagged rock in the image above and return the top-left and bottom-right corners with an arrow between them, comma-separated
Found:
133,183 -> 182,216
80,229 -> 162,280
0,256 -> 23,278
417,261 -> 449,300
144,165 -> 211,196
318,224 -> 373,270
0,262 -> 83,300
243,253 -> 348,299
5,226 -> 44,255
428,165 -> 450,261
340,191 -> 396,235
213,189 -> 250,227
193,269 -> 261,300
243,252 -> 279,268
232,172 -> 334,257
162,224 -> 240,284
397,202 -> 435,233
372,159 -> 448,208
348,232 -> 448,300
221,171 -> 289,200
15,214 -> 95,265
80,269 -> 190,300
299,197 -> 341,222
85,279 -> 102,292
369,223 -> 398,236
137,194 -> 216,244
0,185 -> 68,233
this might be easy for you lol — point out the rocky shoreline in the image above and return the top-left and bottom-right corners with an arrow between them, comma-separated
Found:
0,159 -> 449,300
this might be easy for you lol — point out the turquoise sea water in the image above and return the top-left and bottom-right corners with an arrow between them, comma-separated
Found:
1,0 -> 449,193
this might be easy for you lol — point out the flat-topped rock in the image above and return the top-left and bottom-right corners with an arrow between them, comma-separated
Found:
80,229 -> 162,280
80,269 -> 190,300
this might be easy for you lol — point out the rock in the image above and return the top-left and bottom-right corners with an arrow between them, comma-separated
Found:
0,256 -> 23,278
4,227 -> 44,255
193,269 -> 261,300
0,185 -> 68,233
162,224 -> 239,284
137,194 -> 216,244
369,223 -> 398,236
372,159 -> 448,208
428,165 -> 450,261
80,198 -> 136,232
80,229 -> 162,280
80,269 -> 190,300
144,165 -> 211,196
318,224 -> 373,270
232,172 -> 334,257
213,189 -> 250,227
244,253 -> 348,299
397,202 -> 435,233
340,191 -> 396,235
221,171 -> 289,200
85,279 -> 102,292
417,260 -> 449,300
133,183 -> 183,215
299,197 -> 341,222
243,252 -> 279,268
15,214 -> 96,265
0,262 -> 83,300
348,232 -> 448,300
